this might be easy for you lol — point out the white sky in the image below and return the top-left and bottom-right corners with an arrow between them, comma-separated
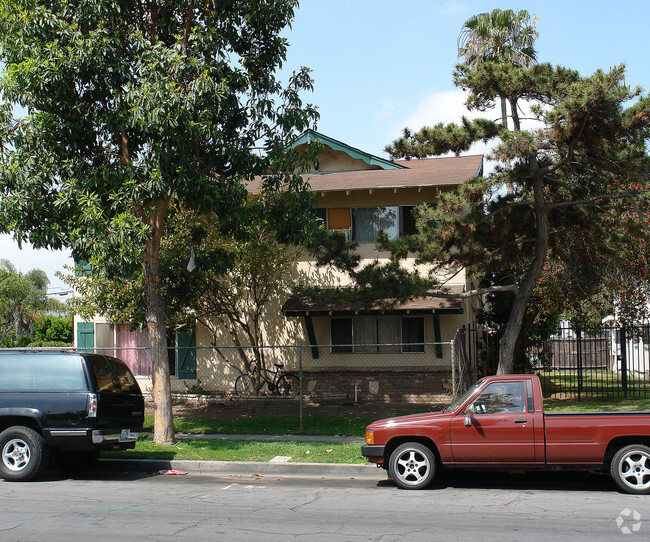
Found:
3,0 -> 649,296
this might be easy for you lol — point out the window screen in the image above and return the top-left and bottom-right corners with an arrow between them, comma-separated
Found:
402,318 -> 425,352
352,207 -> 399,242
399,206 -> 417,236
331,319 -> 353,353
330,317 -> 424,354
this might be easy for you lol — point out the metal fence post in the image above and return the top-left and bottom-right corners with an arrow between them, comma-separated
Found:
576,326 -> 583,401
450,337 -> 456,399
620,326 -> 628,400
299,345 -> 303,433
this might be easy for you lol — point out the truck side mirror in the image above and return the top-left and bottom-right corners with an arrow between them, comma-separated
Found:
464,404 -> 475,427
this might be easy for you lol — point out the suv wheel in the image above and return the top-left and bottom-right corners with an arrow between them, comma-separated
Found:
0,426 -> 49,482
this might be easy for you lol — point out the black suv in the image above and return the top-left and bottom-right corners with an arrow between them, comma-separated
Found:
0,350 -> 144,481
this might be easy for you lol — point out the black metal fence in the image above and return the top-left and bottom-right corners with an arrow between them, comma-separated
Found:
461,324 -> 650,400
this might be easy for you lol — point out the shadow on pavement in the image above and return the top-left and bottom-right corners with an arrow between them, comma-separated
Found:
379,468 -> 617,493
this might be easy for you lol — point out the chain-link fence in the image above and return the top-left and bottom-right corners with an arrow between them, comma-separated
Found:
72,340 -> 459,407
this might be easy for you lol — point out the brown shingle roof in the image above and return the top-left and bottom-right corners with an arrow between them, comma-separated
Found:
282,285 -> 465,315
250,154 -> 483,194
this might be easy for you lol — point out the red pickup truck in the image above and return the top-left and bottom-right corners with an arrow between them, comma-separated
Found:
362,374 -> 650,494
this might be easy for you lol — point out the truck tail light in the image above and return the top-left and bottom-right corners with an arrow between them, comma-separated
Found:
88,393 -> 97,418
365,429 -> 375,444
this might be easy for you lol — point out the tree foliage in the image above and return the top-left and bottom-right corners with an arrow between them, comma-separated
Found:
457,8 -> 538,129
66,192 -> 315,362
0,0 -> 318,443
457,8 -> 538,69
386,59 -> 650,373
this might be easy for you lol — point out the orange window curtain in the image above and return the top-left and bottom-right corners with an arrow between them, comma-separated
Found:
327,208 -> 351,230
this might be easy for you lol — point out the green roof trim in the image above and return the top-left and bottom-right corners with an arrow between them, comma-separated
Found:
292,129 -> 406,170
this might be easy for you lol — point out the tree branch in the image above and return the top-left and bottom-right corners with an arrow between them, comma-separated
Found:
426,284 -> 519,298
546,190 -> 649,210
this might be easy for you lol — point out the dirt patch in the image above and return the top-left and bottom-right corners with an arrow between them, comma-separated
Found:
146,395 -> 451,422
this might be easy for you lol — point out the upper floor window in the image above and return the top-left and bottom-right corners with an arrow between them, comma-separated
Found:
318,206 -> 417,242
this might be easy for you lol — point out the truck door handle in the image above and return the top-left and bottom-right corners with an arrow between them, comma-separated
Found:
514,419 -> 528,424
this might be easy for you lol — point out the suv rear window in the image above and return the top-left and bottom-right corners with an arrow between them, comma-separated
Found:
0,353 -> 87,391
107,358 -> 140,393
86,355 -> 141,393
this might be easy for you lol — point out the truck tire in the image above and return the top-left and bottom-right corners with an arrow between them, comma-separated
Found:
610,444 -> 650,495
0,426 -> 49,482
388,442 -> 437,490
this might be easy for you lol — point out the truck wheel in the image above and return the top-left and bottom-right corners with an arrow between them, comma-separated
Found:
611,444 -> 650,495
388,442 -> 437,490
0,426 -> 49,482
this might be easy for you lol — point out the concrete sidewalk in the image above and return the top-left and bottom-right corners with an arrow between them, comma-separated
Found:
100,458 -> 382,480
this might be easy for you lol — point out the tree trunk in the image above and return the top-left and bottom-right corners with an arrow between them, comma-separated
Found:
143,197 -> 175,445
509,97 -> 521,131
500,96 -> 508,129
497,165 -> 549,374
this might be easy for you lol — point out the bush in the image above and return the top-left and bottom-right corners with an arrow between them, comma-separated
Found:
27,340 -> 72,348
33,316 -> 73,344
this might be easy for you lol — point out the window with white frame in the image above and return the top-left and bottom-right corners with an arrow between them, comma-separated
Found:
330,316 -> 425,353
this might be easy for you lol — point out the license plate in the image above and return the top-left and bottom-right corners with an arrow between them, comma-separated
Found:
120,429 -> 138,441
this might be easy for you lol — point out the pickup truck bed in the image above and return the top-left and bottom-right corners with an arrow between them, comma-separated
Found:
362,375 -> 650,494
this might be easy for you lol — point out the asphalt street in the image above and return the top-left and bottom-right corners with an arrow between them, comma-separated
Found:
0,460 -> 646,541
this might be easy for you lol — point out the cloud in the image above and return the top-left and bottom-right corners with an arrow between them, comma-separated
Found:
440,1 -> 469,15
390,89 -> 544,172
373,98 -> 398,123
390,88 -> 496,160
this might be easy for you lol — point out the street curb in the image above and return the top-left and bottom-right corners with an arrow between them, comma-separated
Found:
100,458 -> 383,480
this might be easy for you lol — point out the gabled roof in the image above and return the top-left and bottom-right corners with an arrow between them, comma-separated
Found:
292,129 -> 406,170
306,154 -> 484,193
249,130 -> 484,193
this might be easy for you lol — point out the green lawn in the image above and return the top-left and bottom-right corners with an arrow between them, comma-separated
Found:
157,413 -> 375,437
147,396 -> 650,438
544,397 -> 650,412
105,439 -> 365,463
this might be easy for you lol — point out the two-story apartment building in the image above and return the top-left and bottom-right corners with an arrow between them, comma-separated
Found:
75,130 -> 484,401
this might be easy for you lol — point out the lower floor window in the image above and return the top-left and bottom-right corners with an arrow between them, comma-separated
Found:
331,316 -> 425,353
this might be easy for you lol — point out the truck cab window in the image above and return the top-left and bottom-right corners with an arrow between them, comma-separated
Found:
473,381 -> 525,414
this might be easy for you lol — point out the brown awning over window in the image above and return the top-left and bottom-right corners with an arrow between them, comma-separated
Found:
281,285 -> 465,316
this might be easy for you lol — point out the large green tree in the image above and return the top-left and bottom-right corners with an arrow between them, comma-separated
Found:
67,194 -> 317,395
0,0 -> 317,443
386,60 -> 650,374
